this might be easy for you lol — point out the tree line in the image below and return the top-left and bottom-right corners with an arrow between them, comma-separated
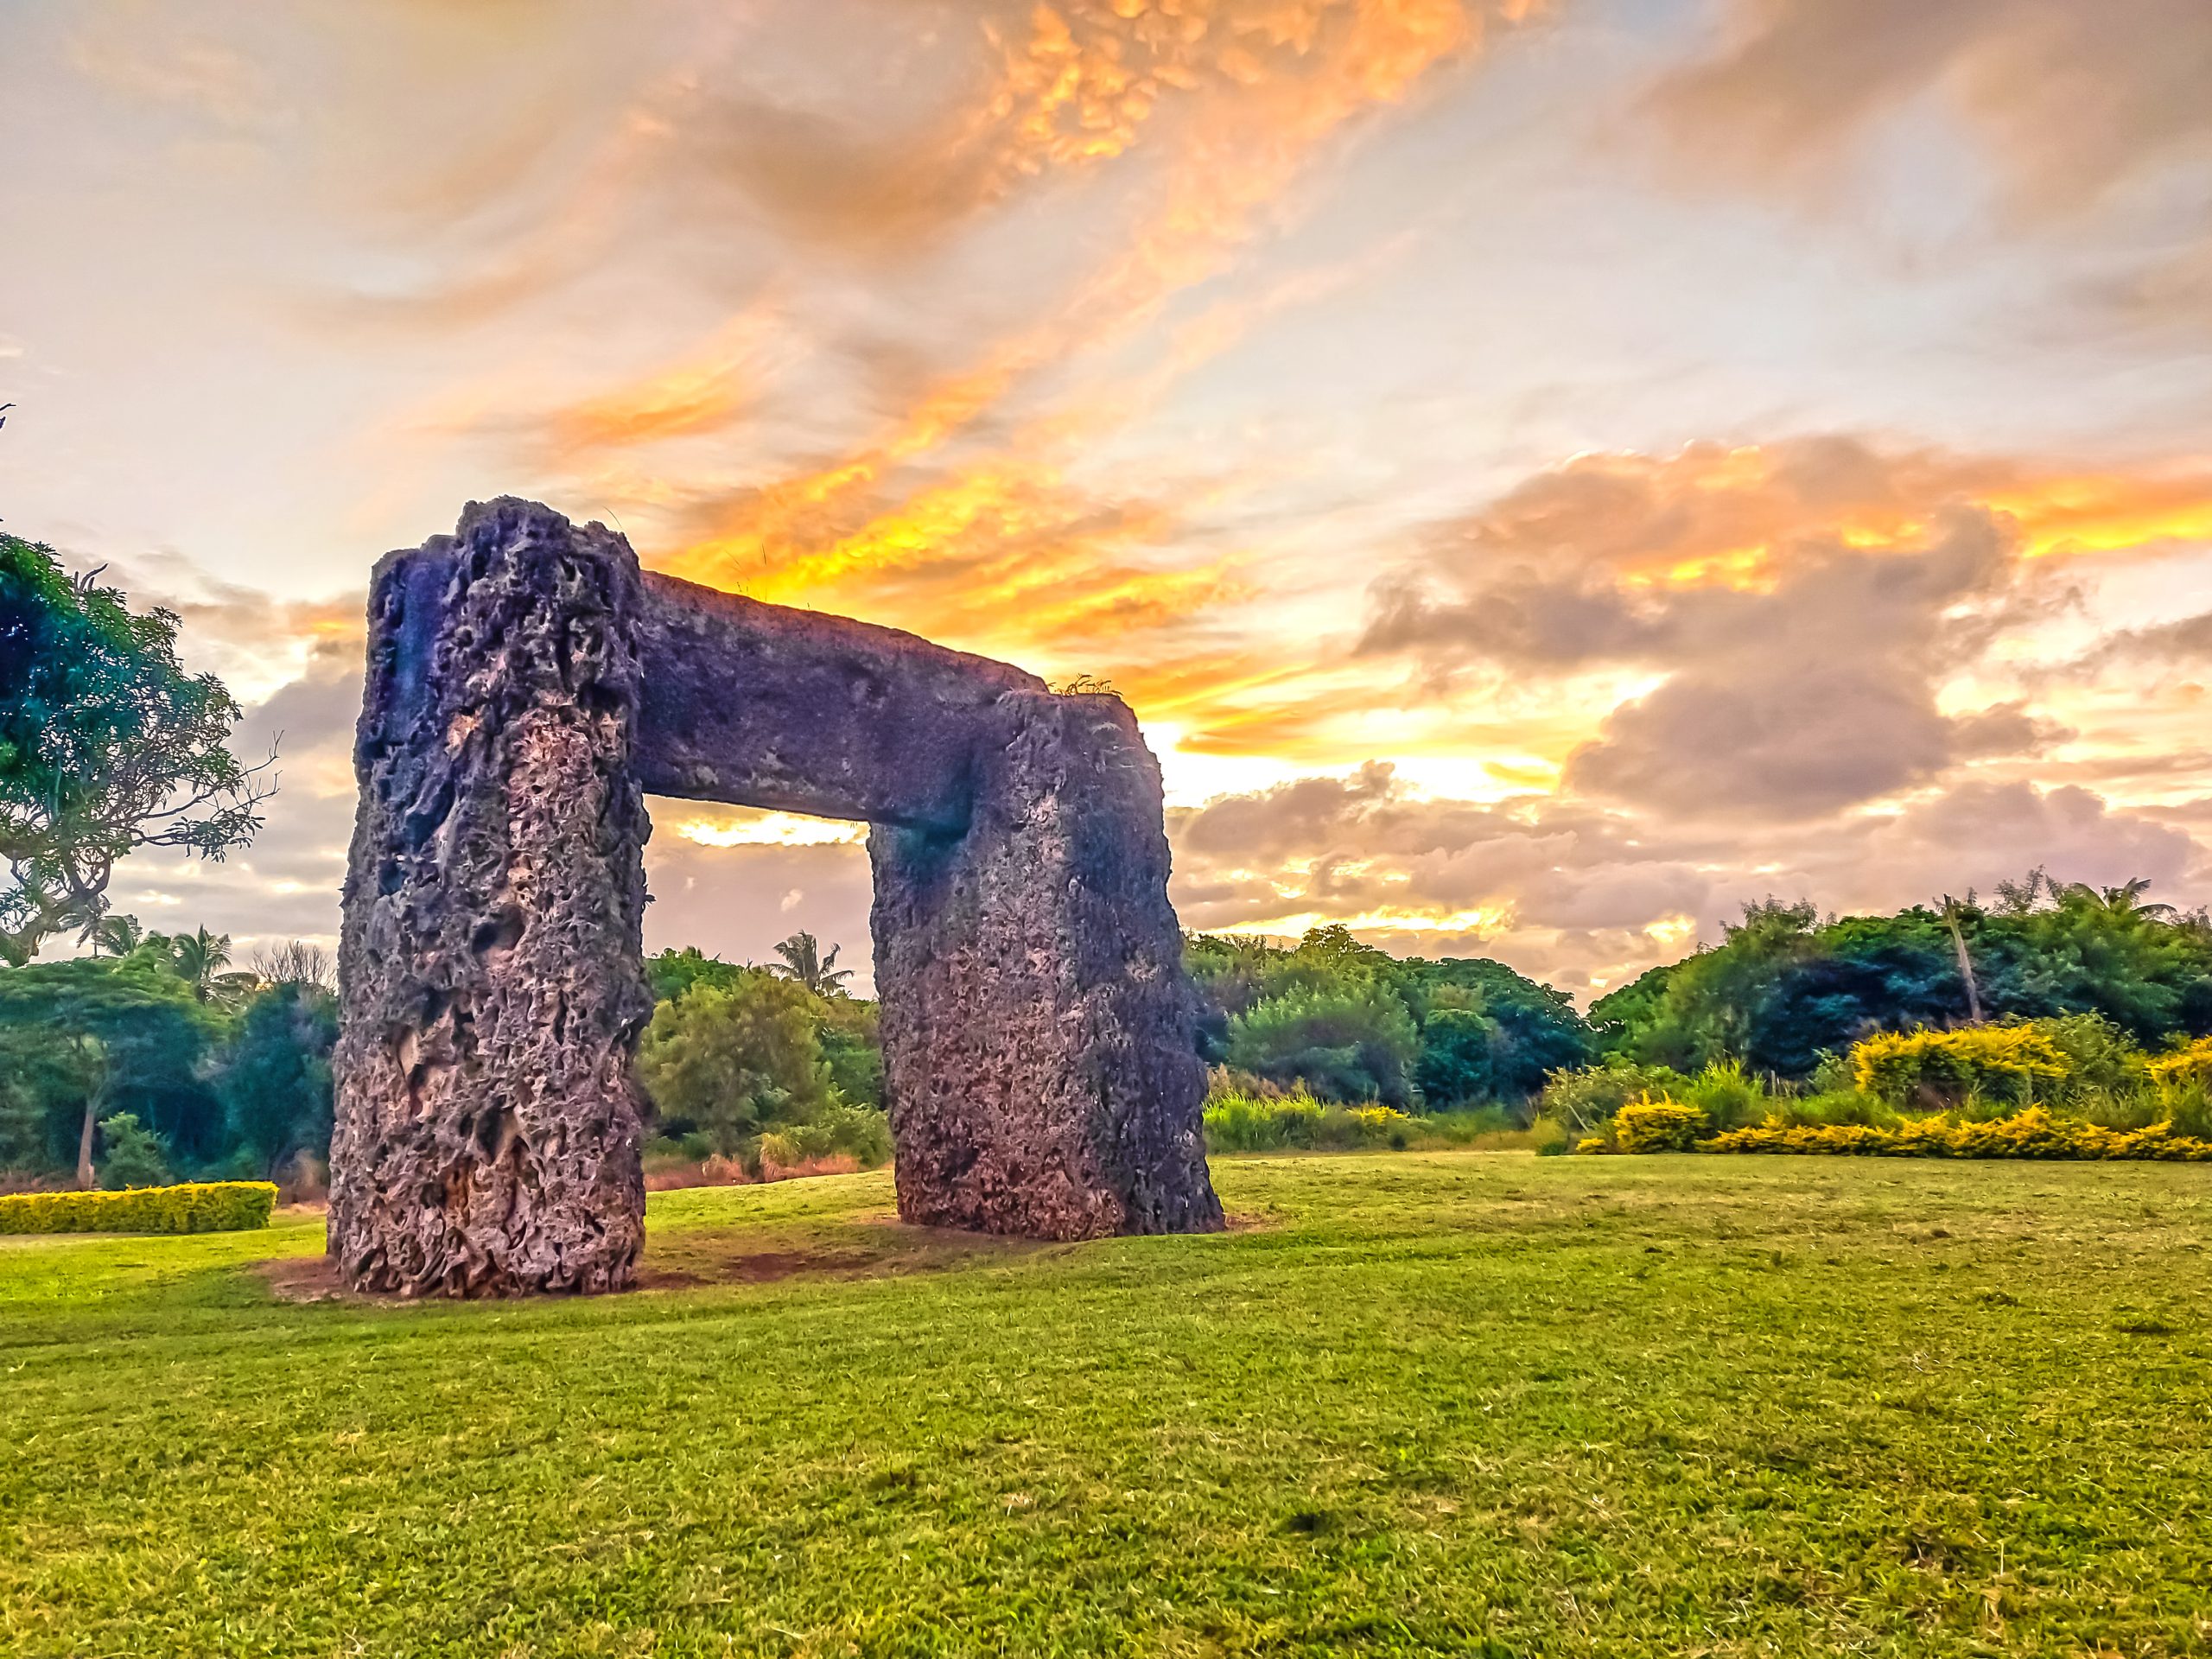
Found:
1587,876 -> 2212,1080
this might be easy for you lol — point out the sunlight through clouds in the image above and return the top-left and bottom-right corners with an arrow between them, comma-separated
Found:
5,0 -> 2212,994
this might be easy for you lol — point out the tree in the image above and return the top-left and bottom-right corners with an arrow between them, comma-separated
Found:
817,993 -> 883,1108
1225,982 -> 1421,1105
0,951 -> 212,1185
646,944 -> 749,1004
0,533 -> 273,964
95,1113 -> 171,1189
2066,877 -> 2177,922
219,981 -> 338,1177
770,931 -> 854,998
636,970 -> 842,1155
1584,872 -> 2212,1080
249,938 -> 335,993
1395,957 -> 1592,1102
1296,922 -> 1392,976
92,912 -> 145,958
164,925 -> 255,1007
1414,1005 -> 1495,1107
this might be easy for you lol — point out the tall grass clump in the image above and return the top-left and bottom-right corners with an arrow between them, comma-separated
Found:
1201,1080 -> 1407,1152
1199,1071 -> 1528,1154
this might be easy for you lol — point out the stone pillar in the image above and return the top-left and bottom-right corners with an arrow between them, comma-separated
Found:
329,499 -> 653,1296
870,691 -> 1224,1239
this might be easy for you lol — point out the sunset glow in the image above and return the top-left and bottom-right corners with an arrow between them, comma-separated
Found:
7,0 -> 2212,994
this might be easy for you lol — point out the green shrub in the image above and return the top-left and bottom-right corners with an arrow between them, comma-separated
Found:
1613,1099 -> 1708,1154
1675,1059 -> 1771,1133
1401,1104 -> 1516,1146
96,1113 -> 172,1189
1529,1116 -> 1572,1157
0,1179 -> 276,1235
1200,1081 -> 1427,1153
2163,1082 -> 2212,1141
1224,983 -> 1419,1106
1537,1060 -> 1689,1134
2034,1012 -> 2146,1103
638,971 -> 840,1154
1201,1088 -> 1325,1152
1413,1004 -> 1493,1108
2144,1038 -> 2212,1139
770,1103 -> 893,1170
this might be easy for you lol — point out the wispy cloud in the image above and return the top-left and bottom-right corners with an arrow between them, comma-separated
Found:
1644,0 -> 2212,337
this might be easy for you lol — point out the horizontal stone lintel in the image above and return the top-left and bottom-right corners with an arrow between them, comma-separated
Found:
632,572 -> 1047,835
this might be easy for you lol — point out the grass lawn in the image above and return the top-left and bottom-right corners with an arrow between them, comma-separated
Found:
3,1153 -> 2209,1657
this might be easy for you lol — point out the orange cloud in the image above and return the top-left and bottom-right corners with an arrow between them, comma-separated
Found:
569,3 -> 1542,707
701,1 -> 1535,261
660,454 -> 1249,668
1416,436 -> 2212,594
276,0 -> 1550,772
532,302 -> 786,462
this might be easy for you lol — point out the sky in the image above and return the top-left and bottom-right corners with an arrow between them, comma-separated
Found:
5,0 -> 2212,999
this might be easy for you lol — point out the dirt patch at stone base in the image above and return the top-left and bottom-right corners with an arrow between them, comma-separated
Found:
255,1255 -> 376,1304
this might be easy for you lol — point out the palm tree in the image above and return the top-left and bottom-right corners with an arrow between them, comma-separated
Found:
1936,893 -> 1984,1025
771,931 -> 854,997
2101,878 -> 2176,920
169,926 -> 245,1003
2060,876 -> 2177,922
90,912 -> 145,958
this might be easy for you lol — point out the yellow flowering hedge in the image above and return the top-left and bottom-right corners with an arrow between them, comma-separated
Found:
1851,1024 -> 2068,1108
1704,1107 -> 2212,1162
1613,1099 -> 1707,1154
1345,1105 -> 1411,1134
0,1180 -> 277,1236
2145,1034 -> 2212,1092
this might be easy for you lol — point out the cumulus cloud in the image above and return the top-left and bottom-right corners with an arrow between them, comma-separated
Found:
1359,440 -> 2112,820
276,0 -> 1543,704
48,3 -> 2212,996
1557,512 -> 2064,819
96,550 -> 363,704
87,632 -> 365,957
1169,760 -> 1717,944
2077,609 -> 2212,671
1835,781 -> 2198,907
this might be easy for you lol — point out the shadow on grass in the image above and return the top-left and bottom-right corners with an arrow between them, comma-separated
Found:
253,1192 -> 1280,1304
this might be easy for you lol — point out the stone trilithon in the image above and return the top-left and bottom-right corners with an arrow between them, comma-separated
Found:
329,499 -> 1222,1296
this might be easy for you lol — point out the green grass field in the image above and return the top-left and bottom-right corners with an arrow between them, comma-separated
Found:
3,1154 -> 2209,1657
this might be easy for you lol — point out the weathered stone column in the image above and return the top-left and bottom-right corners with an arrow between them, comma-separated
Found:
870,691 -> 1224,1239
329,499 -> 653,1295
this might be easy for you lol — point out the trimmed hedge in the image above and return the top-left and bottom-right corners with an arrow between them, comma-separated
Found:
0,1180 -> 277,1236
1613,1099 -> 1707,1154
1702,1107 -> 2212,1162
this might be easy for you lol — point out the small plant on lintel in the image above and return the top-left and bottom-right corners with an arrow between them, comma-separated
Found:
1051,673 -> 1119,696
